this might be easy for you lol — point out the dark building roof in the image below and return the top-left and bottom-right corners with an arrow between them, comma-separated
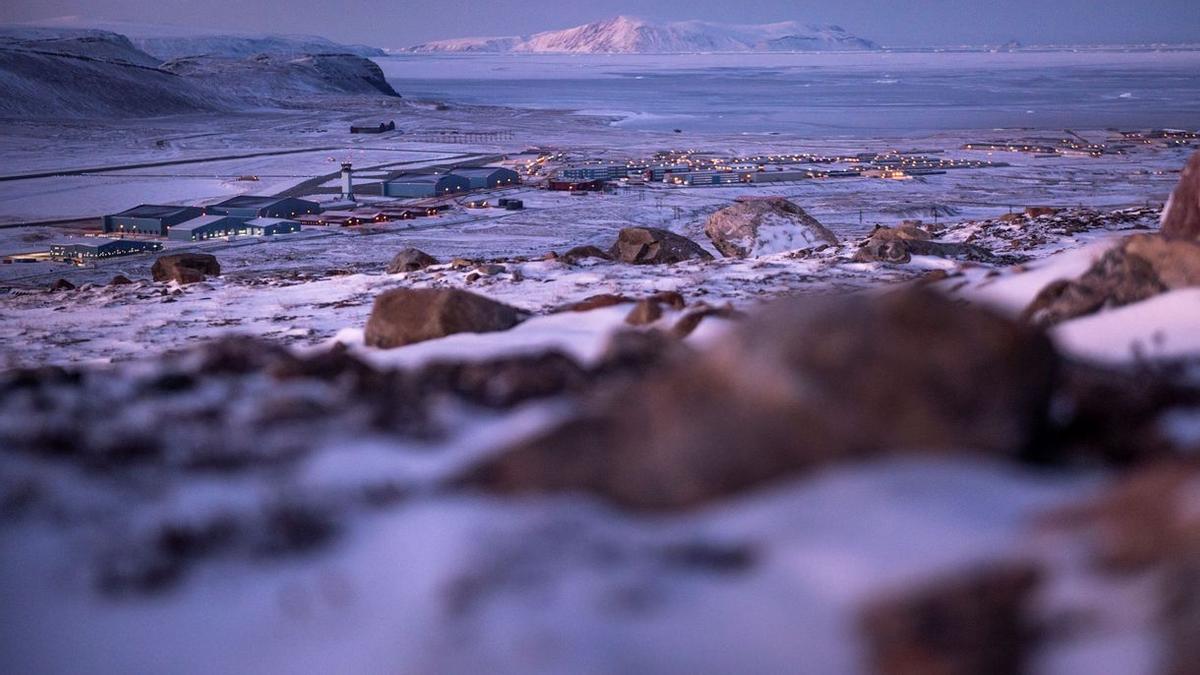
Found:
211,195 -> 294,209
387,173 -> 457,184
451,166 -> 515,177
109,204 -> 199,219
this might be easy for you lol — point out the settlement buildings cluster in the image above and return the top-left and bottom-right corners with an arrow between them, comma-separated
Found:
55,164 -> 523,264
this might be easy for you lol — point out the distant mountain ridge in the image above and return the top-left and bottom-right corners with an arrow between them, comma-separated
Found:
403,15 -> 878,53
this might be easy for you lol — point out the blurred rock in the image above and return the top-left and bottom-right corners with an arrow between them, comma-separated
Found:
609,227 -> 714,264
1123,234 -> 1200,289
386,247 -> 437,274
624,298 -> 663,326
1161,150 -> 1200,241
151,253 -> 220,284
364,288 -> 524,349
555,293 -> 630,313
1021,232 -> 1200,326
858,563 -> 1042,675
1023,245 -> 1164,326
461,288 -> 1058,510
671,302 -> 744,338
704,197 -> 837,258
415,351 -> 590,408
49,278 -> 75,291
109,274 -> 134,286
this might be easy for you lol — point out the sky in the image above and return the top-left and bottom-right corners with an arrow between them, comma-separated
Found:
3,0 -> 1198,48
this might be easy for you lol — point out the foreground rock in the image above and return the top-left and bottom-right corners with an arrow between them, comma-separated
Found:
704,197 -> 837,258
1161,150 -> 1200,240
364,288 -> 524,349
386,247 -> 438,274
609,227 -> 714,264
1023,234 -> 1200,326
858,563 -> 1041,675
854,226 -> 994,264
151,253 -> 220,285
460,288 -> 1058,510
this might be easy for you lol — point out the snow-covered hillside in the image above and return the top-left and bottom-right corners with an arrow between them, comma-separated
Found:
162,53 -> 400,101
0,23 -> 398,118
404,15 -> 879,54
0,28 -> 225,118
21,17 -> 386,60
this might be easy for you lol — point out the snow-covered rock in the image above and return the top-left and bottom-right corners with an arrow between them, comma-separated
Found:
704,197 -> 837,258
404,15 -> 878,54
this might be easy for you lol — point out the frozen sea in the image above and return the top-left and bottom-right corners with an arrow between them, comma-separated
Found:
375,50 -> 1200,136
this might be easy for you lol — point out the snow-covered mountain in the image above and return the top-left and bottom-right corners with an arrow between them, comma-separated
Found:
404,16 -> 878,54
24,17 -> 386,60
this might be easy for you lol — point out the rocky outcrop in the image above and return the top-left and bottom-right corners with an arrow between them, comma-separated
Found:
858,563 -> 1042,675
386,248 -> 437,274
561,245 -> 612,264
1161,151 -> 1200,240
609,227 -> 714,264
151,253 -> 220,284
703,197 -> 837,258
460,288 -> 1058,510
49,278 -> 75,291
854,226 -> 994,264
1022,234 -> 1200,326
109,274 -> 134,286
364,288 -> 524,349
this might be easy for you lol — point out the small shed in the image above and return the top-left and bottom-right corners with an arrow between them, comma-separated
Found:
382,173 -> 470,198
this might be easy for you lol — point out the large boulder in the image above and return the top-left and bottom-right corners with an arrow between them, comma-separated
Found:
459,288 -> 1058,510
1161,150 -> 1200,240
364,288 -> 524,349
1022,234 -> 1200,326
609,227 -> 714,264
703,197 -> 837,258
386,248 -> 437,274
151,253 -> 220,285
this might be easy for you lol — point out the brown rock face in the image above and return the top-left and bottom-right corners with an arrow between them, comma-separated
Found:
1161,150 -> 1200,240
703,198 -> 837,258
151,253 -> 220,285
609,227 -> 714,264
1023,245 -> 1165,326
364,288 -> 524,349
49,278 -> 75,291
858,563 -> 1042,675
1122,234 -> 1200,289
460,288 -> 1057,510
386,248 -> 438,274
109,274 -> 134,286
1021,232 -> 1200,326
